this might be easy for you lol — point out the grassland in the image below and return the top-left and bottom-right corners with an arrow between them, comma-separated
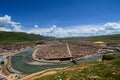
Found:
34,56 -> 120,80
83,34 -> 120,44
0,31 -> 120,45
59,34 -> 120,44
0,31 -> 54,45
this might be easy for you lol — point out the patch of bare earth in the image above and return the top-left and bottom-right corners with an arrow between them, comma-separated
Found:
0,72 -> 13,80
21,71 -> 57,80
32,71 -> 57,80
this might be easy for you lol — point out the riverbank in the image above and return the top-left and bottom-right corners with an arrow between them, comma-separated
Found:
11,47 -> 33,57
32,47 -> 38,60
20,68 -> 66,80
9,47 -> 33,73
27,60 -> 71,66
0,47 -> 34,80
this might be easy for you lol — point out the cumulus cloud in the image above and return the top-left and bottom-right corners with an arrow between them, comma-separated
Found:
0,27 -> 11,31
0,15 -> 11,28
0,15 -> 120,38
27,22 -> 120,38
0,15 -> 22,32
34,25 -> 39,28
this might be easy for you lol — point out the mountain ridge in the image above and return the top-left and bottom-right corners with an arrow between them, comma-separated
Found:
0,31 -> 55,44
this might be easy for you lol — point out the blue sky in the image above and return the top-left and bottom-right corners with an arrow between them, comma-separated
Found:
0,0 -> 120,37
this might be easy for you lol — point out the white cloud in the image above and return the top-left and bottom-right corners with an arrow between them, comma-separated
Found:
0,15 -> 11,27
27,22 -> 120,38
0,27 -> 11,31
11,24 -> 23,32
0,15 -> 23,32
0,15 -> 120,38
34,25 -> 39,28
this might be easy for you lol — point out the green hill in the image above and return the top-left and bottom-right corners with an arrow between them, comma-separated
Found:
60,34 -> 120,44
83,34 -> 120,44
1,32 -> 120,44
0,31 -> 54,44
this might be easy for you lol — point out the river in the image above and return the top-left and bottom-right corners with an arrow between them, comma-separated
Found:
11,48 -> 102,74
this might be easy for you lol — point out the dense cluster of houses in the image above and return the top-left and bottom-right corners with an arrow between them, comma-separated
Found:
0,45 -> 22,54
34,41 -> 100,60
35,43 -> 69,60
0,45 -> 32,54
99,43 -> 120,54
68,41 -> 99,57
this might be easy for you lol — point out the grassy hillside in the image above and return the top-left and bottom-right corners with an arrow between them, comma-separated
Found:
35,56 -> 120,80
83,34 -> 120,43
0,31 -> 54,44
1,32 -> 120,44
59,34 -> 120,44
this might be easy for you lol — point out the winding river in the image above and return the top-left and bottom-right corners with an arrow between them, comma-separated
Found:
11,48 -> 102,74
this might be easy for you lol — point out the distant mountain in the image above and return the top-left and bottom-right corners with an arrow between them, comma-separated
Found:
59,34 -> 120,44
82,34 -> 120,43
1,31 -> 120,44
0,31 -> 55,44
